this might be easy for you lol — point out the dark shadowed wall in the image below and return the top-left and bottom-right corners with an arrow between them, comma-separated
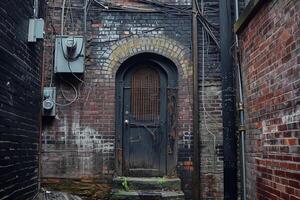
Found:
0,0 -> 45,199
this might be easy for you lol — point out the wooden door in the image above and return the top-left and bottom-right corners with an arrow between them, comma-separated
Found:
123,66 -> 167,177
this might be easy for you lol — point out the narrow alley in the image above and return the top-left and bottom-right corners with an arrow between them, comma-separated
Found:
0,0 -> 299,200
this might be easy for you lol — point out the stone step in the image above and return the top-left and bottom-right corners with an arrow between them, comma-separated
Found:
112,177 -> 182,191
111,190 -> 185,200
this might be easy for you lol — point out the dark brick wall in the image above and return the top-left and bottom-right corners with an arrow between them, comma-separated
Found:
238,0 -> 300,199
197,0 -> 223,199
42,0 -> 223,199
0,0 -> 44,200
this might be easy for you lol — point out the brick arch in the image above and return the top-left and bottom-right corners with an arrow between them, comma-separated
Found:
105,36 -> 192,79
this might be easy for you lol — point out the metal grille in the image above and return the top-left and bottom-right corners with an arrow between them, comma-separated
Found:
131,67 -> 160,121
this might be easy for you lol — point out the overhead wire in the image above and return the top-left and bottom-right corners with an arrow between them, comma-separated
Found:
56,0 -> 220,108
185,0 -> 220,126
93,0 -> 107,9
58,0 -> 220,48
195,0 -> 220,49
93,0 -> 158,12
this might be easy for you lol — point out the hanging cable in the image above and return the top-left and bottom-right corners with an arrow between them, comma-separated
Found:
67,61 -> 85,84
93,0 -> 107,9
195,0 -> 220,49
200,0 -> 217,174
55,76 -> 78,107
202,30 -> 217,174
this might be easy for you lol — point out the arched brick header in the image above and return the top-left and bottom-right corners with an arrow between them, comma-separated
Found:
109,36 -> 194,177
104,36 -> 192,79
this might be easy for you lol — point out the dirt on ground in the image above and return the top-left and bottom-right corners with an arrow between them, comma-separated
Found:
37,191 -> 82,200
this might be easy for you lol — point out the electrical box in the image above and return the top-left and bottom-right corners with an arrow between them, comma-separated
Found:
28,18 -> 44,42
54,35 -> 85,74
42,87 -> 56,117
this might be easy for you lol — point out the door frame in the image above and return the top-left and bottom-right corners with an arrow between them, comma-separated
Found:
115,53 -> 178,177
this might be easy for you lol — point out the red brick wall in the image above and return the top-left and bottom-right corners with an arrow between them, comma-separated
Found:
238,0 -> 300,199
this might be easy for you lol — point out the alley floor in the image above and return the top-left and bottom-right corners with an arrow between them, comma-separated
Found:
37,191 -> 82,200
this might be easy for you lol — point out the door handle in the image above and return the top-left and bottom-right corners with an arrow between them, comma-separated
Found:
124,119 -> 129,126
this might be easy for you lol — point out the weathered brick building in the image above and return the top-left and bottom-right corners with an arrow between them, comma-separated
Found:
0,0 -> 45,199
41,0 -> 224,199
40,0 -> 300,199
0,0 -> 297,200
236,0 -> 300,199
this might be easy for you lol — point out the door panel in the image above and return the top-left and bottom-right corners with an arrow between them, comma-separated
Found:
123,66 -> 167,177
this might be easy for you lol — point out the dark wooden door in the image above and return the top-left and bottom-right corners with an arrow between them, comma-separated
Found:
123,66 -> 167,177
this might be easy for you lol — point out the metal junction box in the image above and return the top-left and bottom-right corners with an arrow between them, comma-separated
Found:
42,87 -> 56,117
28,18 -> 45,42
54,35 -> 85,74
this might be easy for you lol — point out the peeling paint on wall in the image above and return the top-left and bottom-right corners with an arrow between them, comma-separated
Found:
42,111 -> 115,178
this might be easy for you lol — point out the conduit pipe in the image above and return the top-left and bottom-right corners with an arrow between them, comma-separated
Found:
234,1 -> 247,199
192,0 -> 200,200
219,0 -> 237,199
84,0 -> 89,33
61,0 -> 66,35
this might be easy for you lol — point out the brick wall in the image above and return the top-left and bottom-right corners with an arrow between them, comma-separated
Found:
42,0 -> 223,199
197,0 -> 224,199
238,0 -> 300,199
0,1 -> 44,199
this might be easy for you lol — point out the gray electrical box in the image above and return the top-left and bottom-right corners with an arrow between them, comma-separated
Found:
28,18 -> 44,42
42,87 -> 56,117
54,35 -> 85,74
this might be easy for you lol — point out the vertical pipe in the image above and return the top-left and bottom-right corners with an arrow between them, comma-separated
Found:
33,0 -> 39,18
234,1 -> 247,199
192,0 -> 200,200
84,0 -> 89,33
219,0 -> 237,199
61,0 -> 66,35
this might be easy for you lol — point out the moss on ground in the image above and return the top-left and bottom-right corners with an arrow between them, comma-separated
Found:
42,179 -> 112,200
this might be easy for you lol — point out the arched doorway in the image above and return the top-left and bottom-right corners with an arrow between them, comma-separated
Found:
116,53 -> 178,177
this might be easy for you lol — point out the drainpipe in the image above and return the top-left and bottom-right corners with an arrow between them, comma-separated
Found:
234,1 -> 247,199
192,0 -> 200,200
36,0 -> 42,197
219,0 -> 237,199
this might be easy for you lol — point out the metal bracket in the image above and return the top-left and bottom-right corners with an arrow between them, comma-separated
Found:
239,125 -> 246,132
238,102 -> 244,111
